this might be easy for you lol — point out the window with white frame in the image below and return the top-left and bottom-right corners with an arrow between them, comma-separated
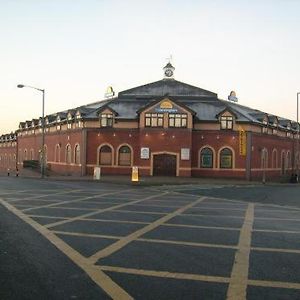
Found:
220,116 -> 233,130
100,113 -> 113,127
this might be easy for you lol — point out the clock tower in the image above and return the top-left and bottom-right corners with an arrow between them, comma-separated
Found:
163,62 -> 175,79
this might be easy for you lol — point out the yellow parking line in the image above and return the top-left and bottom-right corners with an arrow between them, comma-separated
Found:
52,230 -> 122,240
137,237 -> 238,250
248,279 -> 300,290
254,229 -> 300,234
163,223 -> 241,231
88,196 -> 206,264
226,203 -> 254,300
45,192 -> 170,229
0,198 -> 133,300
182,213 -> 244,219
9,189 -> 81,202
255,217 -> 300,221
99,265 -> 230,283
251,247 -> 300,254
22,189 -> 131,212
113,209 -> 166,215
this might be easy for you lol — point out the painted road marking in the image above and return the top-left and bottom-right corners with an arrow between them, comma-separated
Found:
0,198 -> 133,300
99,265 -> 230,283
8,189 -> 82,202
45,192 -> 170,229
88,196 -> 206,263
226,203 -> 254,300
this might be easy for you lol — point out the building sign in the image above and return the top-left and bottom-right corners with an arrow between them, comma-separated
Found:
239,128 -> 247,156
155,100 -> 178,113
140,147 -> 150,159
181,148 -> 190,160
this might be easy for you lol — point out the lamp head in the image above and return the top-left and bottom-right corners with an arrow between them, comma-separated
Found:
17,84 -> 25,88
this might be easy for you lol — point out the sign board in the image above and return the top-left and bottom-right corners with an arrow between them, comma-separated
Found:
181,148 -> 190,160
131,166 -> 139,182
239,129 -> 247,156
140,147 -> 150,159
93,167 -> 101,180
155,100 -> 178,113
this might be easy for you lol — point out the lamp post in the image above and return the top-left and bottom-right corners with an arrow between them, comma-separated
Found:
17,84 -> 45,178
297,92 -> 300,179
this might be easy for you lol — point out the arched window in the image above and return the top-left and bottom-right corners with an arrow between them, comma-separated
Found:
281,151 -> 286,175
200,147 -> 213,168
30,149 -> 34,160
220,148 -> 233,169
272,149 -> 277,168
74,144 -> 80,164
66,144 -> 72,164
99,145 -> 112,165
44,145 -> 48,163
24,149 -> 28,161
55,144 -> 61,162
286,151 -> 291,170
261,148 -> 268,169
118,145 -> 131,166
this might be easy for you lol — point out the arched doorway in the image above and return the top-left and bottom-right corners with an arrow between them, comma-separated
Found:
153,153 -> 177,176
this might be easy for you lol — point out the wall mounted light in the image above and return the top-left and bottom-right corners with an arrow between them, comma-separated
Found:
216,135 -> 220,140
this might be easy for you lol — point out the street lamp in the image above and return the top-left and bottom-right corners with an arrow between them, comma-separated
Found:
17,84 -> 45,178
297,92 -> 300,179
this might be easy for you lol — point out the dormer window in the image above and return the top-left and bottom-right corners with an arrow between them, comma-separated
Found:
169,113 -> 187,128
67,114 -> 73,129
262,118 -> 268,134
286,123 -> 291,137
220,115 -> 233,130
100,113 -> 113,127
145,113 -> 163,127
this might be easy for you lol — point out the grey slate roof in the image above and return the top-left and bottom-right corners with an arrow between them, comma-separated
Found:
14,78 -> 298,132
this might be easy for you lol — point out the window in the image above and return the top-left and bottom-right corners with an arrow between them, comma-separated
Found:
24,149 -> 28,161
145,113 -> 163,127
168,114 -> 187,128
272,149 -> 277,168
66,144 -> 72,164
286,151 -> 291,169
261,148 -> 268,169
55,144 -> 61,162
200,147 -> 213,168
118,145 -> 131,166
99,145 -> 112,165
220,116 -> 233,130
100,114 -> 113,127
220,148 -> 233,168
74,144 -> 80,164
30,149 -> 34,160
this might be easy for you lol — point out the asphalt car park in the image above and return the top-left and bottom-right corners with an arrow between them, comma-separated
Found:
1,178 -> 300,299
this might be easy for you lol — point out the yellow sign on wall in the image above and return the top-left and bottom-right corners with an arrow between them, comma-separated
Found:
239,129 -> 247,156
160,101 -> 173,109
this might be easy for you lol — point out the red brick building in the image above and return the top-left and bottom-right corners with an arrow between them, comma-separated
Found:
1,63 -> 299,181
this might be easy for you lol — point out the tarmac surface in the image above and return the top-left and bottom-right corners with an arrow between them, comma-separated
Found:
1,176 -> 300,299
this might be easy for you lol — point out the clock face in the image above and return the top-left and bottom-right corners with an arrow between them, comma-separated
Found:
165,69 -> 173,77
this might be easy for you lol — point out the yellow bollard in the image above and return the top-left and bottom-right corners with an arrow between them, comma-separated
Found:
131,166 -> 139,182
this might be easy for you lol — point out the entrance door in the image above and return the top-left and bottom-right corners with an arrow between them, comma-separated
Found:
153,154 -> 176,176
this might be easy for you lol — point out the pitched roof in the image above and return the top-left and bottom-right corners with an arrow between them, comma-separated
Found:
118,79 -> 218,99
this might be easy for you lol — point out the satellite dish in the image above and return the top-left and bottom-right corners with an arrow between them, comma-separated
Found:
228,91 -> 238,102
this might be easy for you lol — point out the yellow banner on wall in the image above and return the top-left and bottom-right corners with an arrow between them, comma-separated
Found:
239,129 -> 247,156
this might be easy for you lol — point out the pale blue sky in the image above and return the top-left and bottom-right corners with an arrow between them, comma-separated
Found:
1,0 -> 299,133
